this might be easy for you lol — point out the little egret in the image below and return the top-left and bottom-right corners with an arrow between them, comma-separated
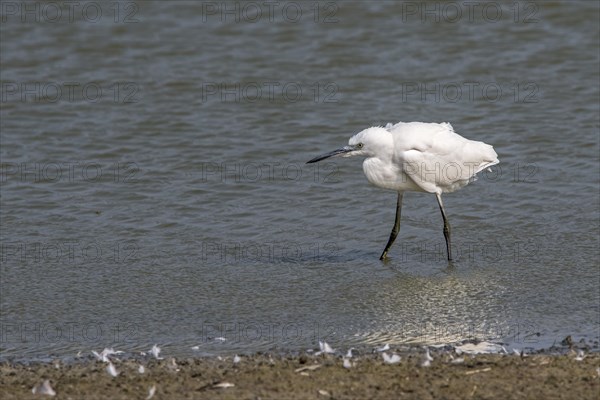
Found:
307,122 -> 499,261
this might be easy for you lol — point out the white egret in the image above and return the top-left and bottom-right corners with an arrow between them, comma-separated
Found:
307,122 -> 499,261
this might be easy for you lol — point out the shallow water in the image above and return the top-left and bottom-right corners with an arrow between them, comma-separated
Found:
1,1 -> 598,361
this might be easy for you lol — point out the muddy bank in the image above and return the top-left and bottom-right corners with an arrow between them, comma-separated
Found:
1,351 -> 599,399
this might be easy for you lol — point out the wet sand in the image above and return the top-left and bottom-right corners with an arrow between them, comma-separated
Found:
2,350 -> 599,399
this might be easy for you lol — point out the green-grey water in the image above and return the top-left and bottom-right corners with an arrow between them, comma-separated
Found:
1,1 -> 599,361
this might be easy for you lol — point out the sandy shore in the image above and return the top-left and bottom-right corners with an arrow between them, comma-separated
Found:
2,350 -> 599,399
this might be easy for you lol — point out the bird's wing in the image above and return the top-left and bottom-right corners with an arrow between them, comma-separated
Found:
390,122 -> 498,193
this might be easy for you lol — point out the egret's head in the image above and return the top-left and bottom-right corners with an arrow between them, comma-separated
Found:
306,127 -> 391,163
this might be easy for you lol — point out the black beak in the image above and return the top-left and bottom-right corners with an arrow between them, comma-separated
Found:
306,146 -> 354,164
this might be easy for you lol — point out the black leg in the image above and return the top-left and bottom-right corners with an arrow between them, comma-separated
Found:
435,193 -> 452,261
380,192 -> 404,260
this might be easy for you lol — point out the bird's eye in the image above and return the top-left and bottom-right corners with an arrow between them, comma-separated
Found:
357,143 -> 364,149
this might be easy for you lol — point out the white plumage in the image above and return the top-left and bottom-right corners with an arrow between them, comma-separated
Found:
348,122 -> 498,194
307,121 -> 499,261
